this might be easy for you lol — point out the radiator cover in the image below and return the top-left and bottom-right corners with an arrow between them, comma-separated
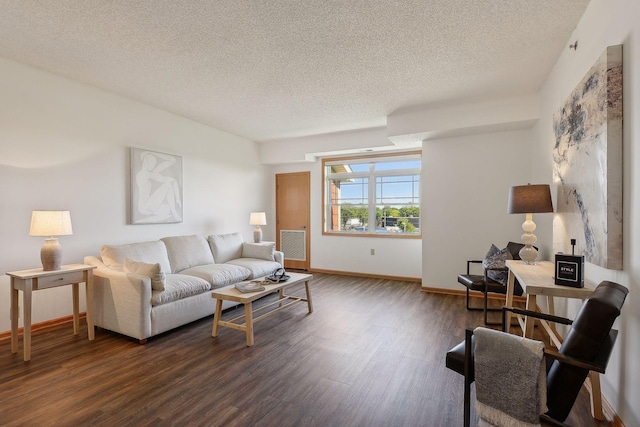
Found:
280,230 -> 306,261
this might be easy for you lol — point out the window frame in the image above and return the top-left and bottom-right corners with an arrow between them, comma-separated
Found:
322,150 -> 422,239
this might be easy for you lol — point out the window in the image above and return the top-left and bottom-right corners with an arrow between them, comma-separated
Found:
323,151 -> 421,237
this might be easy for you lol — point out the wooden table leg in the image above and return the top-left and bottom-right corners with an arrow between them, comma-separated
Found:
86,271 -> 95,340
505,270 -> 515,334
589,371 -> 605,420
10,278 -> 19,354
523,293 -> 537,339
546,295 -> 559,347
244,302 -> 254,346
305,280 -> 313,313
23,280 -> 32,362
72,283 -> 80,335
211,299 -> 223,337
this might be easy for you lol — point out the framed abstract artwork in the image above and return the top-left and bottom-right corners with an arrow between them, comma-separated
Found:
130,147 -> 183,224
552,45 -> 623,270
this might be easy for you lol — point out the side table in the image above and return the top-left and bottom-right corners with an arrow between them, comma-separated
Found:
6,263 -> 97,361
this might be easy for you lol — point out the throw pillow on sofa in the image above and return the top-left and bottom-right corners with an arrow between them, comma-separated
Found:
241,242 -> 275,261
100,240 -> 172,273
208,232 -> 244,264
161,235 -> 214,273
124,258 -> 166,291
482,244 -> 512,285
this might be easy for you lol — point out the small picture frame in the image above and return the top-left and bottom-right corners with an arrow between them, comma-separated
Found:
555,253 -> 585,288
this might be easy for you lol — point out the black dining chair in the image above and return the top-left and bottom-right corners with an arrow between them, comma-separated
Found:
445,281 -> 628,426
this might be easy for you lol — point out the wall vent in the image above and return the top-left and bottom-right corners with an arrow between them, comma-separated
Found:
280,230 -> 306,261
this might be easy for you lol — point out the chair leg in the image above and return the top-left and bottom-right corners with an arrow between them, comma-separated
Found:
465,287 -> 482,311
464,377 -> 471,427
463,329 -> 473,427
483,290 -> 503,326
466,287 -> 502,314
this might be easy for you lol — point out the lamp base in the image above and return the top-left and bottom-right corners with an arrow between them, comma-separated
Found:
519,246 -> 539,265
520,213 -> 539,265
41,238 -> 62,271
253,226 -> 263,244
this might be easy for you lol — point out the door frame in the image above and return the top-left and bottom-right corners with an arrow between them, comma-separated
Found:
275,172 -> 311,271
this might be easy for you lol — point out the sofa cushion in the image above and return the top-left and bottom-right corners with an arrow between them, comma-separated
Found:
208,232 -> 243,264
226,258 -> 282,280
124,258 -> 166,291
161,235 -> 215,273
151,274 -> 211,306
242,242 -> 275,261
101,240 -> 171,273
180,264 -> 251,289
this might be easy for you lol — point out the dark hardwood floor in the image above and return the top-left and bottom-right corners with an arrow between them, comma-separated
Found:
0,273 -> 611,426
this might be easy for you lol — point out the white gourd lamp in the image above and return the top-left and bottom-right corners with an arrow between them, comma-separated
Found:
507,184 -> 554,265
249,212 -> 267,243
29,210 -> 73,271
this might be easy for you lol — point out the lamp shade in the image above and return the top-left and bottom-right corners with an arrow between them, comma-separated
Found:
29,211 -> 73,237
249,212 -> 267,226
507,184 -> 554,214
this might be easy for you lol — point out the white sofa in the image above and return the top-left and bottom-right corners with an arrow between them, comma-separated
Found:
84,233 -> 283,342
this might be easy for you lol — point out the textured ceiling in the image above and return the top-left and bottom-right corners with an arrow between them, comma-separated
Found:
0,1 -> 590,142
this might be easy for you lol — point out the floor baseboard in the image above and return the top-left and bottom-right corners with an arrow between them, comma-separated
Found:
0,313 -> 85,342
420,286 -> 527,303
309,268 -> 421,283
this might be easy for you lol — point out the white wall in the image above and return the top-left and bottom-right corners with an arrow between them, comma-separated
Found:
260,126 -> 396,164
530,0 -> 640,423
387,95 -> 540,143
0,57 -> 271,332
422,129 -> 532,289
269,161 -> 422,280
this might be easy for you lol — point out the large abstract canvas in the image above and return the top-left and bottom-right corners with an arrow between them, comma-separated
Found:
130,148 -> 183,224
552,45 -> 623,269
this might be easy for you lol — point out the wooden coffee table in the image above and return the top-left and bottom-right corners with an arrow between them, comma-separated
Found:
211,272 -> 313,346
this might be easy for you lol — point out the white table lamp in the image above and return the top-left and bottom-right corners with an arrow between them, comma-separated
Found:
249,212 -> 267,243
29,210 -> 73,271
507,184 -> 553,265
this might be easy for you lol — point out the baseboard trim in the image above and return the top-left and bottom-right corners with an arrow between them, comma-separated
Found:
611,414 -> 626,427
0,313 -> 85,342
584,376 -> 626,426
309,268 -> 421,283
420,286 -> 527,303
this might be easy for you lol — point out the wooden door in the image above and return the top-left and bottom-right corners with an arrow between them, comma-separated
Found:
276,172 -> 310,270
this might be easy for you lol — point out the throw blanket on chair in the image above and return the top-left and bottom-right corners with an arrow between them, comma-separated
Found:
474,327 -> 547,427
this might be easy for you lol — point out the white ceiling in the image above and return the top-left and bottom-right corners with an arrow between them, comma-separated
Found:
0,1 -> 590,142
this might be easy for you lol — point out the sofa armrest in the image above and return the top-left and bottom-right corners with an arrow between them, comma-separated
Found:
84,255 -> 153,341
274,250 -> 284,266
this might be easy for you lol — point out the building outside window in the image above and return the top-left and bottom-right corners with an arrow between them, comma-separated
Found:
323,151 -> 421,237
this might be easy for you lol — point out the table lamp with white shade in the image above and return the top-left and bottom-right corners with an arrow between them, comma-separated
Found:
507,184 -> 554,265
249,212 -> 266,243
29,210 -> 73,271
